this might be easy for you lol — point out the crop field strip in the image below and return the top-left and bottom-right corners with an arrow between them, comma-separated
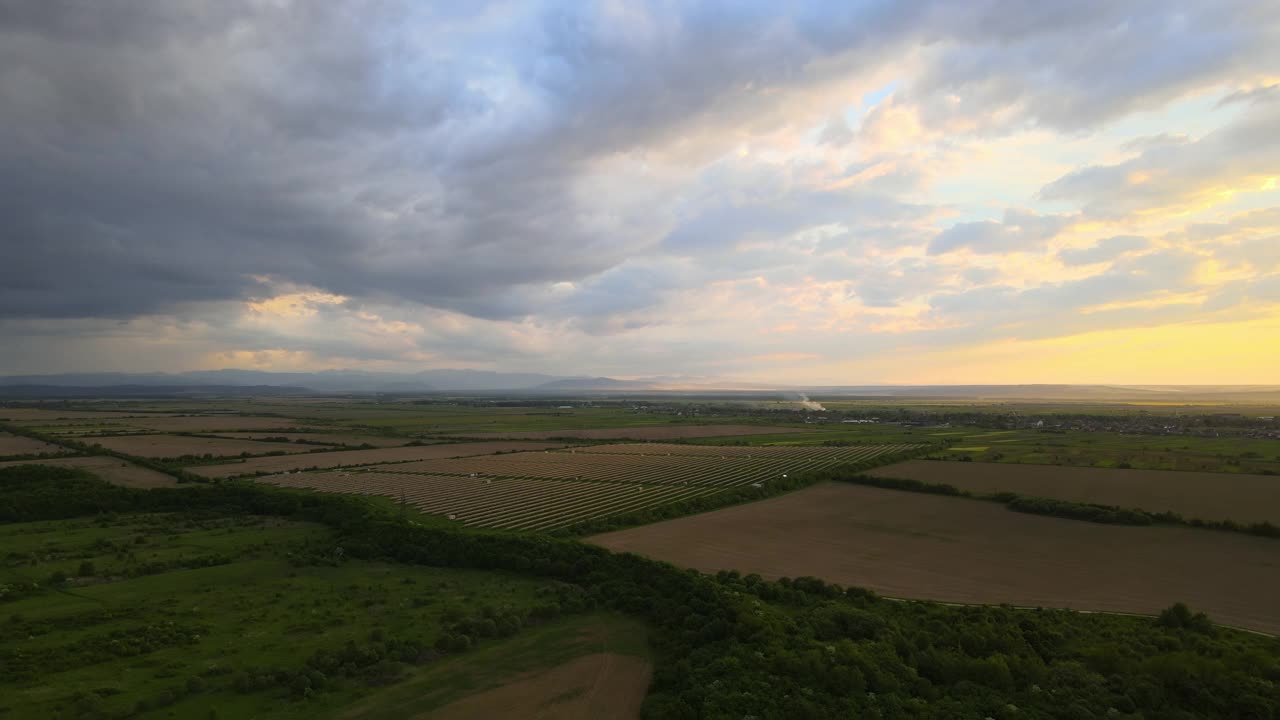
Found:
571,442 -> 926,461
87,433 -> 340,458
0,431 -> 72,456
185,440 -> 570,478
453,425 -> 814,441
0,456 -> 177,488
254,443 -> 918,532
870,460 -> 1280,525
259,470 -> 722,531
388,443 -> 920,487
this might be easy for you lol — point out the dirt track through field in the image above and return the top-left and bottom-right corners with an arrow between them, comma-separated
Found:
871,460 -> 1280,525
590,482 -> 1280,635
421,653 -> 650,720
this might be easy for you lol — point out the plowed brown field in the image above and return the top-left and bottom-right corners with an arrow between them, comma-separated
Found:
187,441 -> 569,478
390,444 -> 916,488
126,416 -> 310,432
870,460 -> 1280,525
0,432 -> 70,457
89,434 -> 337,458
210,431 -> 414,447
0,409 -> 173,422
0,456 -> 176,488
590,482 -> 1280,635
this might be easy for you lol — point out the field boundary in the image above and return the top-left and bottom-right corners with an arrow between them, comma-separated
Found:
555,446 -> 931,536
0,422 -> 206,484
833,471 -> 1280,540
874,595 -> 1276,638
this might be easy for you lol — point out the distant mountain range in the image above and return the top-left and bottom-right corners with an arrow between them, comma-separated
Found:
0,369 -> 765,395
0,371 -> 1277,402
0,369 -> 575,393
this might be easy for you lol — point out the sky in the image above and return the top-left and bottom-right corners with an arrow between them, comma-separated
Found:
2,1 -> 1278,385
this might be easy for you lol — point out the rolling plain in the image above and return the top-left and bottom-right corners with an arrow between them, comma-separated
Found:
3,394 -> 1279,717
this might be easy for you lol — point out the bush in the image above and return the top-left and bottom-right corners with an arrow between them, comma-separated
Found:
1156,603 -> 1214,634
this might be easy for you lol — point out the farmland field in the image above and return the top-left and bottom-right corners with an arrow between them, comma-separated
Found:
210,431 -> 416,447
0,455 -> 177,487
124,415 -> 316,432
257,444 -> 918,530
454,425 -> 812,440
870,460 -> 1280,525
6,414 -> 312,434
0,408 -> 177,422
261,471 -> 724,531
589,482 -> 1280,635
392,444 -> 919,485
575,442 -> 917,460
187,441 -> 570,478
0,431 -> 70,457
87,433 -> 339,458
691,424 -> 1280,474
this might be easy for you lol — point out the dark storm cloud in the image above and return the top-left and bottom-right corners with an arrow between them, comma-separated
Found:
0,1 -> 878,320
1,0 -> 1274,329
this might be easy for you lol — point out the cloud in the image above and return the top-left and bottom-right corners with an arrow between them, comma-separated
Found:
1058,236 -> 1150,266
901,0 -> 1280,133
1038,92 -> 1280,218
817,114 -> 855,147
928,208 -> 1075,255
0,1 -> 1276,381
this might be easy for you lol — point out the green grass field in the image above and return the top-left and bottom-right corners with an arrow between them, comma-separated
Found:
0,513 -> 579,719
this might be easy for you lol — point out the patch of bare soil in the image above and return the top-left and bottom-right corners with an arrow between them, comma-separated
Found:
422,653 -> 651,720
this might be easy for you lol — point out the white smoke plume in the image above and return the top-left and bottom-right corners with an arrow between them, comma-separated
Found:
796,393 -> 826,412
